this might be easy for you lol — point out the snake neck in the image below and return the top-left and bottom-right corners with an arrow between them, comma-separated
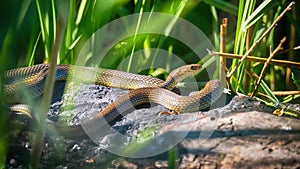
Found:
160,76 -> 176,90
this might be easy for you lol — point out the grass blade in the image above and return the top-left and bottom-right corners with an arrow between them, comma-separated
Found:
202,0 -> 238,15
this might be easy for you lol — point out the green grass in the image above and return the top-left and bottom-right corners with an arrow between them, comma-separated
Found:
230,0 -> 299,103
0,0 -> 299,168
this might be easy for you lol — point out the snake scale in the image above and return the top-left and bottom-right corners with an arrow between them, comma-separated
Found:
4,64 -> 224,139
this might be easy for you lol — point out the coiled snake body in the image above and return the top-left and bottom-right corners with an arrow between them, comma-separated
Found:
4,64 -> 224,139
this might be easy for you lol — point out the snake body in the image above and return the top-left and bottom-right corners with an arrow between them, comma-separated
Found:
56,80 -> 223,139
5,64 -> 223,139
5,64 -> 198,103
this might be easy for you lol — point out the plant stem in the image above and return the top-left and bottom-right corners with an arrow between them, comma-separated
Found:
226,1 -> 295,79
251,37 -> 287,97
210,52 -> 300,69
30,15 -> 64,169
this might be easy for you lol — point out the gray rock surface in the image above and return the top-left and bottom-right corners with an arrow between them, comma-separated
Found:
43,83 -> 300,168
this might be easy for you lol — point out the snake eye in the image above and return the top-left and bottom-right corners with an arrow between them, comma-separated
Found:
190,65 -> 201,70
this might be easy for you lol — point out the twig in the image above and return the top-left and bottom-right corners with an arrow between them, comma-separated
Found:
277,45 -> 300,55
250,37 -> 287,97
257,92 -> 277,101
220,61 -> 229,72
219,18 -> 227,84
226,1 -> 295,79
272,91 -> 300,96
209,51 -> 300,69
244,26 -> 253,94
286,4 -> 296,90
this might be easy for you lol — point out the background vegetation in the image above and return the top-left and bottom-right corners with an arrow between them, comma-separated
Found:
0,0 -> 299,168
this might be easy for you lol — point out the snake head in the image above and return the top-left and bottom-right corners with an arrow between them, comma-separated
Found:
190,64 -> 201,71
170,64 -> 201,81
163,64 -> 201,89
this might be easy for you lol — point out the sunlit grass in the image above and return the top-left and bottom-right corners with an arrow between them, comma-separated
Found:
229,0 -> 299,103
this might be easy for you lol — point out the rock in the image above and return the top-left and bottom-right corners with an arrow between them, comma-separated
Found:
7,83 -> 300,168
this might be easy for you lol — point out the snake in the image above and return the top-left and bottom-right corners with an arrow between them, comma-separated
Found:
5,64 -> 198,102
4,64 -> 224,139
